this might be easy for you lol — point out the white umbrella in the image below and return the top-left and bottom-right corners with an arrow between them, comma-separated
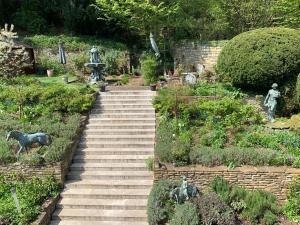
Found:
150,32 -> 160,57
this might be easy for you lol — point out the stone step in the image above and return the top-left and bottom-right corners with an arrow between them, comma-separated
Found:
101,90 -> 155,95
50,220 -> 148,225
96,99 -> 152,105
83,129 -> 155,135
106,86 -> 151,91
52,209 -> 147,222
91,109 -> 155,114
57,198 -> 147,210
86,124 -> 155,129
64,180 -> 153,189
90,113 -> 155,119
99,95 -> 154,99
76,148 -> 153,156
81,135 -> 154,142
67,171 -> 153,180
60,188 -> 150,199
94,104 -> 154,109
88,118 -> 155,124
70,163 -> 148,171
73,154 -> 151,163
79,142 -> 154,149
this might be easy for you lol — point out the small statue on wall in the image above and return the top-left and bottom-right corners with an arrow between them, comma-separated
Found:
6,131 -> 52,159
169,175 -> 200,204
264,83 -> 281,123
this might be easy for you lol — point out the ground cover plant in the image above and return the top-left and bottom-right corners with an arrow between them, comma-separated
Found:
0,76 -> 95,165
154,82 -> 300,167
0,174 -> 60,225
147,177 -> 282,225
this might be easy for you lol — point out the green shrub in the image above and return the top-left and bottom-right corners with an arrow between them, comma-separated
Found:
171,130 -> 192,166
141,56 -> 159,85
145,157 -> 154,171
38,55 -> 68,75
192,192 -> 236,225
217,27 -> 300,90
200,127 -> 227,148
210,176 -> 231,204
0,175 -> 60,225
169,202 -> 199,225
284,179 -> 300,222
71,53 -> 89,72
147,179 -> 178,225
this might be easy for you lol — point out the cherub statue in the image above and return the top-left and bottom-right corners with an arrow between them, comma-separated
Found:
264,83 -> 280,123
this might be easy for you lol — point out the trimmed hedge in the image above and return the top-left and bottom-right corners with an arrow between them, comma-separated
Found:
217,28 -> 300,90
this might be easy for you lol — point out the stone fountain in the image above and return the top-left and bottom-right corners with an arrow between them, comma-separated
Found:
84,46 -> 105,84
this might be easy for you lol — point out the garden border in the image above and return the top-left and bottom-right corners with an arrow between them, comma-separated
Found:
154,163 -> 300,203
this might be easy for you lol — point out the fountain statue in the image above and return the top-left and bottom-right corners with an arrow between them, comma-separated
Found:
84,46 -> 105,84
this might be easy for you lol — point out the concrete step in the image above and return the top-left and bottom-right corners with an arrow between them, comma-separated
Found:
70,163 -> 148,171
94,104 -> 154,109
60,188 -> 150,199
81,135 -> 154,142
91,109 -> 155,114
101,90 -> 155,95
64,180 -> 153,189
73,154 -> 151,163
52,209 -> 147,222
79,143 -> 154,149
86,124 -> 155,129
67,171 -> 153,180
57,198 -> 147,210
83,129 -> 155,135
88,118 -> 155,124
76,148 -> 153,155
96,99 -> 152,105
106,86 -> 151,91
99,95 -> 154,99
90,113 -> 155,119
50,220 -> 148,225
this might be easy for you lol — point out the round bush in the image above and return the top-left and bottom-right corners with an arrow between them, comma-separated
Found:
217,28 -> 300,90
170,202 -> 199,225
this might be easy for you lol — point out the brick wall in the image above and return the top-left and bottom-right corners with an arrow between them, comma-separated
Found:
173,42 -> 223,71
154,164 -> 300,202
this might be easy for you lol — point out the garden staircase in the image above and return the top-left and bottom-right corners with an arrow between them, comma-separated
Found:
50,87 -> 156,225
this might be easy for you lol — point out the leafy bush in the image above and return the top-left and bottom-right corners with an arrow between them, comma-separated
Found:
284,179 -> 300,222
192,192 -> 236,225
147,179 -> 178,225
71,53 -> 89,72
169,202 -> 199,225
145,157 -> 154,171
189,146 -> 278,167
141,56 -> 159,85
38,55 -> 67,75
0,175 -> 60,225
217,27 -> 300,90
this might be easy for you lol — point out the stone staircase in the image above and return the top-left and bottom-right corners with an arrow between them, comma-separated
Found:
50,88 -> 156,225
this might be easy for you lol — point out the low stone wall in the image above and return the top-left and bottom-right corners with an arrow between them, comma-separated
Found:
0,115 -> 88,184
154,164 -> 300,202
173,42 -> 223,71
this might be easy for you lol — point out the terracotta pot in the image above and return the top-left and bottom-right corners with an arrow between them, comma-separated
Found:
47,69 -> 54,77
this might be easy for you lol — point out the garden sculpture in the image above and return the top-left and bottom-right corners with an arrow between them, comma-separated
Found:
264,83 -> 281,123
90,45 -> 100,63
169,176 -> 200,204
85,46 -> 105,84
6,130 -> 52,159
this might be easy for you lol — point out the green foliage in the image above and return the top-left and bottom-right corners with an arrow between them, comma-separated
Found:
145,157 -> 154,171
211,177 -> 280,225
273,0 -> 300,28
192,192 -> 236,225
71,53 -> 90,72
169,202 -> 199,225
141,56 -> 159,85
0,175 -> 60,225
147,179 -> 178,225
217,28 -> 300,90
38,55 -> 68,75
284,179 -> 300,221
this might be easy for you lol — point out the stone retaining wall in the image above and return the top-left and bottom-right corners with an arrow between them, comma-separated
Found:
0,115 -> 88,184
173,42 -> 223,71
154,164 -> 300,202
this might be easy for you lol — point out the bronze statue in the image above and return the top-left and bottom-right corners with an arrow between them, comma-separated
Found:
264,83 -> 280,123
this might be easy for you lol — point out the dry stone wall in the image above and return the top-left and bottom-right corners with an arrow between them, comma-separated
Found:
173,41 -> 223,71
154,164 -> 300,203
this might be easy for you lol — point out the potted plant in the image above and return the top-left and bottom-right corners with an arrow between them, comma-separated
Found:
98,81 -> 107,92
47,69 -> 54,77
150,83 -> 157,91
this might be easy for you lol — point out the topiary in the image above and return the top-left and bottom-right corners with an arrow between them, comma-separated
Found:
216,28 -> 300,90
141,55 -> 159,85
147,179 -> 179,225
169,202 -> 199,225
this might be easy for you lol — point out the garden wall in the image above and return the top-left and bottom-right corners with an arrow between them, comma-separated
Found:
154,164 -> 300,202
173,42 -> 223,71
0,115 -> 87,184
